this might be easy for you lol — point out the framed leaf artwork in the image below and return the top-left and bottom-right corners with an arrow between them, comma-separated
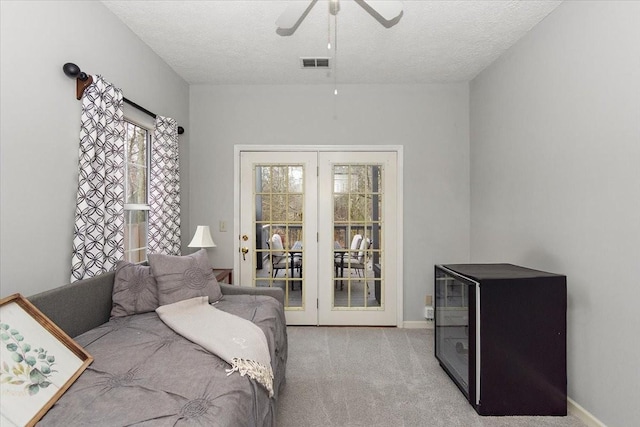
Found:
0,294 -> 93,426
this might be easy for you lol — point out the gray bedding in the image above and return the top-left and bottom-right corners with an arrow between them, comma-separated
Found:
37,294 -> 287,427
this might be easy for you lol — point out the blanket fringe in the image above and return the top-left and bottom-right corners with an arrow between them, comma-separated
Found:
226,357 -> 274,398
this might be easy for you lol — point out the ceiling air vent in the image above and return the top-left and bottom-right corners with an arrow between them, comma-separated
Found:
300,57 -> 331,69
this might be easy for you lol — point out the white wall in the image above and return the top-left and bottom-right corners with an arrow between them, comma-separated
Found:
0,0 -> 190,298
470,1 -> 640,425
189,84 -> 470,321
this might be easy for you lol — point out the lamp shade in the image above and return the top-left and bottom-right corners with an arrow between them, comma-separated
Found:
188,225 -> 217,248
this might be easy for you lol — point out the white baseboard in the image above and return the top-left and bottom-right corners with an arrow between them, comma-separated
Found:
402,320 -> 434,329
568,397 -> 607,427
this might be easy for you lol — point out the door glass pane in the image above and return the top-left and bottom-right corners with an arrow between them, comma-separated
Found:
289,166 -> 303,192
259,168 -> 272,192
271,195 -> 287,221
254,164 -> 305,310
287,195 -> 303,221
349,193 -> 367,221
349,165 -> 368,192
332,164 -> 383,309
260,194 -> 272,222
334,194 -> 349,221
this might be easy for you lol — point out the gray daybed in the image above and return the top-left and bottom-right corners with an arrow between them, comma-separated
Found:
28,268 -> 287,426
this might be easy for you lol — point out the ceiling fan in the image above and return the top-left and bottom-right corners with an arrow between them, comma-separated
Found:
276,0 -> 403,36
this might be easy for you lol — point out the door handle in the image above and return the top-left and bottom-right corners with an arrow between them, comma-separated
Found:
241,246 -> 249,261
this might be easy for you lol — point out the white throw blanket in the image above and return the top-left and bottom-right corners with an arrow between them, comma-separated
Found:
156,296 -> 274,397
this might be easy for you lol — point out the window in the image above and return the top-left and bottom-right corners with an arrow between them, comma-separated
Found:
123,119 -> 151,263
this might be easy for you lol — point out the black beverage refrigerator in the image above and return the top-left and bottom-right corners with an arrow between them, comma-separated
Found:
434,264 -> 567,416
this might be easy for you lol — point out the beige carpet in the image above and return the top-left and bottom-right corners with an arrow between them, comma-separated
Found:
277,327 -> 585,427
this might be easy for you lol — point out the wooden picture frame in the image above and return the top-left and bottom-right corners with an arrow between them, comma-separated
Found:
0,294 -> 93,426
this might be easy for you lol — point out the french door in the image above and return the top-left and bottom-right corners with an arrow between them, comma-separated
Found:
239,151 -> 318,325
238,148 -> 400,326
317,151 -> 398,325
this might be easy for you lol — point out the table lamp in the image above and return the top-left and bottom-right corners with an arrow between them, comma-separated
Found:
188,225 -> 217,250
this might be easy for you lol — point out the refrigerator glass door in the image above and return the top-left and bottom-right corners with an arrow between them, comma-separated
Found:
435,268 -> 470,396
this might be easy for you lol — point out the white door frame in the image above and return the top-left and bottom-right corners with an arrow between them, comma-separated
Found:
234,145 -> 404,326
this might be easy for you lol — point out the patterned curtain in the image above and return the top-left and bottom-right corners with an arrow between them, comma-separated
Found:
71,75 -> 125,281
148,116 -> 181,255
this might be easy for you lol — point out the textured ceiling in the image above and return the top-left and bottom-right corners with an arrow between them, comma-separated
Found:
102,0 -> 562,85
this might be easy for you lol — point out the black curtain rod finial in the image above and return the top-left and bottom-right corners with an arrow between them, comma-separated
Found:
63,62 -> 93,100
63,63 -> 90,81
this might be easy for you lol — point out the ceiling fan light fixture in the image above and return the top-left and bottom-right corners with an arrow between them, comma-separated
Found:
329,0 -> 340,16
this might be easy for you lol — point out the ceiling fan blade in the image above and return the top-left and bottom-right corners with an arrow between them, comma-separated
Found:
276,0 -> 319,36
354,0 -> 403,28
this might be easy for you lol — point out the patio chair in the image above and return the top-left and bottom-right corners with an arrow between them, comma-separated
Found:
342,237 -> 371,279
268,233 -> 301,289
334,234 -> 362,278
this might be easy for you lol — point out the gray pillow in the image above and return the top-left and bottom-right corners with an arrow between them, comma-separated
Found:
111,261 -> 159,318
148,249 -> 223,306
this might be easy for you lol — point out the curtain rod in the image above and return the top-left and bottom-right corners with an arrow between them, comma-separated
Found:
122,98 -> 185,135
62,62 -> 185,135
